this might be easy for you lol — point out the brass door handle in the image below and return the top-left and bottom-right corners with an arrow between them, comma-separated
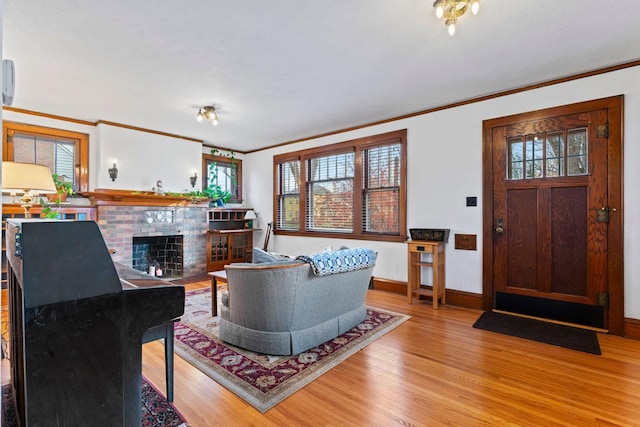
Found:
495,218 -> 504,235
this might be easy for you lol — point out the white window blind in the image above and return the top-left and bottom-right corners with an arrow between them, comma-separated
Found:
12,133 -> 76,186
362,143 -> 401,234
306,152 -> 354,232
276,160 -> 301,231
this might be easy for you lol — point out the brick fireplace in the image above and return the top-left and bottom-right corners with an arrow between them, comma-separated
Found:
94,198 -> 209,279
132,235 -> 184,278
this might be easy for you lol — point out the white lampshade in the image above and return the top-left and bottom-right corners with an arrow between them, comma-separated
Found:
2,161 -> 57,194
244,209 -> 257,220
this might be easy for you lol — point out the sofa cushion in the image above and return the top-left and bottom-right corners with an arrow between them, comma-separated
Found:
252,247 -> 291,263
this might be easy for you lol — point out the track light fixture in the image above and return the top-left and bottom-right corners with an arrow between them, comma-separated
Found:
196,106 -> 219,126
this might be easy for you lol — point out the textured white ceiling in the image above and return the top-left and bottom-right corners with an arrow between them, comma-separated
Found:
3,0 -> 640,152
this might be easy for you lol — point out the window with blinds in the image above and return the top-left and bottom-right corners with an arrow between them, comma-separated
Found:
273,129 -> 407,242
306,151 -> 354,232
276,159 -> 301,231
11,133 -> 76,185
363,143 -> 401,234
3,123 -> 89,192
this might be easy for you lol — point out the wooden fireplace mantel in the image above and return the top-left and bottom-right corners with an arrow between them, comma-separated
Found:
80,189 -> 210,207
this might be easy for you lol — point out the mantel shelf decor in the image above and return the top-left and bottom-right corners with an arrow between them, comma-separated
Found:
81,189 -> 210,207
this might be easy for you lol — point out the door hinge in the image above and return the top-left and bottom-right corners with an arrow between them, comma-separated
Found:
596,292 -> 609,307
596,207 -> 617,223
596,122 -> 609,138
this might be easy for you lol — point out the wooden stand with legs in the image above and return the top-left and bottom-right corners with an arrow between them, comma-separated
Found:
407,240 -> 446,309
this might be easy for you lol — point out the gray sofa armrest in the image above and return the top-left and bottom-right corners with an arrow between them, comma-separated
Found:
223,261 -> 307,331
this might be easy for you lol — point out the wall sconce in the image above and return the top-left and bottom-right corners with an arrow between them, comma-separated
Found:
190,171 -> 198,188
108,161 -> 118,181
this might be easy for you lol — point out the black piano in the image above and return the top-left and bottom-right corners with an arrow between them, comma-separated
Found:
5,219 -> 185,427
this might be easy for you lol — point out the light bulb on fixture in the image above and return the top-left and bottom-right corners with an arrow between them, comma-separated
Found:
446,19 -> 456,36
471,0 -> 479,15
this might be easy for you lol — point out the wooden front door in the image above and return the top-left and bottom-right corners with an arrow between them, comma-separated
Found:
482,96 -> 623,335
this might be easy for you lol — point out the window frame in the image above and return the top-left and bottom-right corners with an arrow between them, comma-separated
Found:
2,122 -> 89,192
273,129 -> 407,242
201,153 -> 243,203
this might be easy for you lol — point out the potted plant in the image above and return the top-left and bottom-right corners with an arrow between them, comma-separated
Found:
47,173 -> 75,203
203,184 -> 231,207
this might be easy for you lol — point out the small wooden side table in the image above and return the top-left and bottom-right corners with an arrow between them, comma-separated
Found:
208,270 -> 227,316
407,240 -> 446,309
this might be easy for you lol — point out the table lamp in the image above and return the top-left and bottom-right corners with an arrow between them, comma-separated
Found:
2,161 -> 57,218
244,209 -> 258,229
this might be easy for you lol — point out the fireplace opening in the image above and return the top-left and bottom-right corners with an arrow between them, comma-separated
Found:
132,235 -> 183,279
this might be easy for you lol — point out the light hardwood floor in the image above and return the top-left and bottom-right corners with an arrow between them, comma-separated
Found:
3,283 -> 640,426
140,282 -> 640,427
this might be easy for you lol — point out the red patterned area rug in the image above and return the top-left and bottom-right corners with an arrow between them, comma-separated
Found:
1,377 -> 187,427
174,288 -> 410,413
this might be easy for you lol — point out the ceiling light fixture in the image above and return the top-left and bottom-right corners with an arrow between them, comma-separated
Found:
433,0 -> 479,36
196,106 -> 219,126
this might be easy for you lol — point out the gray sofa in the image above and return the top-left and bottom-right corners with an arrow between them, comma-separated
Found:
218,248 -> 376,355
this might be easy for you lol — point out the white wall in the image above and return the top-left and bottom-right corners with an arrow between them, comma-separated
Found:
97,124 -> 202,192
1,111 -> 203,193
243,65 -> 640,320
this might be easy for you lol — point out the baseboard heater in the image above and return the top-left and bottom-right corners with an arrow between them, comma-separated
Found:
495,292 -> 605,329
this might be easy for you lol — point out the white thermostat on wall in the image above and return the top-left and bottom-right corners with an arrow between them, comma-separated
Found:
3,59 -> 15,106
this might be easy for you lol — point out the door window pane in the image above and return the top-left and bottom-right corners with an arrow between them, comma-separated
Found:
567,128 -> 588,176
525,135 -> 543,178
508,137 -> 523,179
545,132 -> 564,177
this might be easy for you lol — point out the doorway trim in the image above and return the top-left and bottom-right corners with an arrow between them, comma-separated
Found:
482,95 -> 624,335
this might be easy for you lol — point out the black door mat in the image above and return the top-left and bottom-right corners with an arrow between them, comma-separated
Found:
473,311 -> 601,355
